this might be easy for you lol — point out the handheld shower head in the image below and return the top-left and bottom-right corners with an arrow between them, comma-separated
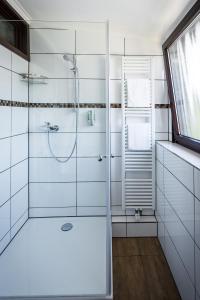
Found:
63,54 -> 77,73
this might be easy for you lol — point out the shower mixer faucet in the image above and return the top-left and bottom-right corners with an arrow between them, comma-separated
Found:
44,122 -> 59,132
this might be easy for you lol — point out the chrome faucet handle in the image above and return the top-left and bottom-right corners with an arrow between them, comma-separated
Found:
98,155 -> 103,161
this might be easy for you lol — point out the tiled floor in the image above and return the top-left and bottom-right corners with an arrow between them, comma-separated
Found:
113,237 -> 181,300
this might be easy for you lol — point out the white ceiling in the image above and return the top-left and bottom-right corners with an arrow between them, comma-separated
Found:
18,0 -> 195,40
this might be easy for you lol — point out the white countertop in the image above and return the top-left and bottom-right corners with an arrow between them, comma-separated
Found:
157,141 -> 200,170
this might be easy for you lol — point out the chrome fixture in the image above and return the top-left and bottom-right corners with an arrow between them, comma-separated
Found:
46,54 -> 80,163
44,122 -> 59,132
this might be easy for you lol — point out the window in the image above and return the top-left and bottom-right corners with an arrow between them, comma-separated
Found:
0,0 -> 30,61
163,1 -> 200,153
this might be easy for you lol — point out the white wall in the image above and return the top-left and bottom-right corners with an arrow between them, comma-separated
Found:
156,141 -> 200,300
0,45 -> 29,254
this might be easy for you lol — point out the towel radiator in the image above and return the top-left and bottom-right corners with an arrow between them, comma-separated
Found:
121,56 -> 155,210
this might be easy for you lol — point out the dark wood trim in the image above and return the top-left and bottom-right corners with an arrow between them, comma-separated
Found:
163,0 -> 200,153
0,0 -> 30,61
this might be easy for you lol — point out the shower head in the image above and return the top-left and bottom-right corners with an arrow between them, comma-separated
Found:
63,54 -> 77,73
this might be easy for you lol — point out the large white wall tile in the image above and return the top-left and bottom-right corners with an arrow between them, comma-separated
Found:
152,56 -> 165,80
110,55 -> 122,79
110,80 -> 121,103
195,245 -> 200,297
0,138 -> 10,173
30,28 -> 75,54
165,230 -> 195,300
76,29 -> 106,54
194,168 -> 200,201
156,143 -> 164,164
111,181 -> 122,206
77,206 -> 106,216
165,199 -> 195,283
112,223 -> 126,237
77,158 -> 106,181
0,201 -> 10,241
77,133 -> 106,157
111,108 -> 122,133
0,170 -> 10,207
156,160 -> 164,192
154,81 -> 168,104
195,197 -> 200,249
0,67 -> 11,100
11,186 -> 28,227
155,108 -> 168,133
111,157 -> 122,181
29,108 -> 76,133
164,168 -> 194,238
127,223 -> 157,237
29,79 -> 75,103
155,132 -> 169,141
77,182 -> 106,206
111,132 -> 121,156
0,107 -> 11,139
29,183 -> 76,208
164,149 -> 194,193
11,107 -> 28,135
29,132 -> 76,158
12,53 -> 28,74
0,45 -> 11,70
30,54 -> 74,78
79,79 -> 105,103
11,210 -> 28,239
29,158 -> 76,182
11,134 -> 28,166
110,34 -> 124,55
156,188 -> 165,223
11,159 -> 28,196
12,73 -> 28,102
0,231 -> 10,254
77,55 -> 105,78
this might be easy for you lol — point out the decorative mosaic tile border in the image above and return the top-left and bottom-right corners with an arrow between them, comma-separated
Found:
0,100 -> 171,109
0,100 -> 28,107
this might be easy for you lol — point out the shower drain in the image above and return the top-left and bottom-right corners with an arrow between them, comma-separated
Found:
61,223 -> 73,231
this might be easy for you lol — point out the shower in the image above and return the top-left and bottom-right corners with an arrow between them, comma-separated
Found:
47,54 -> 80,163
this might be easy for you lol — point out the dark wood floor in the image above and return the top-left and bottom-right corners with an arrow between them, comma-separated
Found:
113,237 -> 181,300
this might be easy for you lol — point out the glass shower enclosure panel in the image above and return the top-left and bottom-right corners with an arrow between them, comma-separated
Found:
0,20 -> 112,299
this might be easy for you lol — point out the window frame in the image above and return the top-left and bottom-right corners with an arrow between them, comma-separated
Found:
0,0 -> 30,61
163,0 -> 200,153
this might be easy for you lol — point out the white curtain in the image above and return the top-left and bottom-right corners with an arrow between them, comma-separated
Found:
169,16 -> 200,140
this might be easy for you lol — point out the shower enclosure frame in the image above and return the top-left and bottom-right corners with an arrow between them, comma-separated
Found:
0,19 -> 112,300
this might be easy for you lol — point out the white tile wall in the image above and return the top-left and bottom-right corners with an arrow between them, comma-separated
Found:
125,37 -> 161,55
194,168 -> 200,201
0,169 -> 10,207
78,108 -> 106,133
154,81 -> 168,104
110,80 -> 121,103
12,73 -> 28,102
77,55 -> 105,78
164,149 -> 194,193
29,79 -> 75,103
155,108 -> 168,133
110,34 -> 124,55
111,133 -> 122,156
76,29 -> 106,54
127,222 -> 157,237
111,182 -> 122,206
29,132 -> 76,158
11,186 -> 28,227
164,168 -> 194,238
110,108 -> 122,133
0,107 -> 11,139
110,56 -> 122,79
0,45 -> 11,69
165,199 -> 195,283
77,133 -> 106,156
0,201 -> 10,241
156,161 -> 164,192
30,28 -> 75,54
152,56 -> 165,80
29,207 -> 76,218
77,158 -> 106,181
29,183 -> 76,208
12,53 -> 28,74
11,107 -> 28,135
11,134 -> 28,166
195,245 -> 200,297
0,67 -> 11,100
77,206 -> 106,216
111,157 -> 122,181
0,138 -> 10,173
195,197 -> 200,249
79,79 -> 105,103
11,160 -> 28,196
29,158 -> 76,182
77,182 -> 106,207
